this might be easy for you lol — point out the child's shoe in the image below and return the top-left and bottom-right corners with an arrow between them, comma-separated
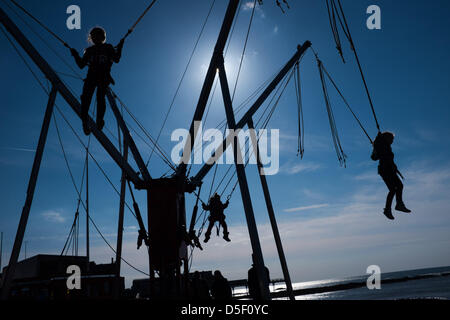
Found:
395,203 -> 411,213
383,208 -> 395,220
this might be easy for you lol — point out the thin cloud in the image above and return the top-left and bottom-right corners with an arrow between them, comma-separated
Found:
283,203 -> 330,213
354,171 -> 378,181
42,210 -> 66,223
243,1 -> 256,10
281,162 -> 321,175
273,25 -> 279,34
242,1 -> 266,18
302,188 -> 325,200
1,147 -> 36,152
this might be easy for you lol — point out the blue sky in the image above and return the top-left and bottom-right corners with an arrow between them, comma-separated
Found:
1,0 -> 450,288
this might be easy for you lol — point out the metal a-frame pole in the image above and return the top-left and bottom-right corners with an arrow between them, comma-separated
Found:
114,141 -> 128,299
178,0 -> 240,174
194,42 -> 311,183
189,42 -> 311,235
85,147 -> 90,272
248,118 -> 295,301
0,87 -> 57,300
0,231 -> 3,273
106,90 -> 151,182
218,57 -> 271,300
175,0 -> 270,299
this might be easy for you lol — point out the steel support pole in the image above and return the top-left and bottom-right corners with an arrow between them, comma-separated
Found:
106,90 -> 151,182
178,0 -> 240,174
194,42 -> 311,183
85,147 -> 90,272
248,118 -> 295,301
114,140 -> 128,299
0,231 -> 3,272
218,59 -> 270,300
0,87 -> 57,300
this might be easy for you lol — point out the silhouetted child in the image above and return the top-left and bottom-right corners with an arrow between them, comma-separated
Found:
372,132 -> 411,220
211,270 -> 232,301
70,27 -> 124,135
202,193 -> 231,243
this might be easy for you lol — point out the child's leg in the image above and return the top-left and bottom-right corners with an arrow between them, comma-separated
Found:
393,174 -> 405,205
204,220 -> 214,240
221,219 -> 229,236
81,80 -> 96,122
381,174 -> 396,210
221,220 -> 230,241
96,84 -> 107,129
385,190 -> 395,210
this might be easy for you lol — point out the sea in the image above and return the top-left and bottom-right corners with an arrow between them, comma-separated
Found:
233,266 -> 450,300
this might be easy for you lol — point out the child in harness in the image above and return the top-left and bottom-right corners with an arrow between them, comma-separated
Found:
70,27 -> 124,135
372,132 -> 411,220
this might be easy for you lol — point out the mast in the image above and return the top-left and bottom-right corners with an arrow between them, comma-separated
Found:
115,139 -> 128,299
0,87 -> 57,299
85,147 -> 90,270
178,0 -> 241,174
0,231 -> 3,272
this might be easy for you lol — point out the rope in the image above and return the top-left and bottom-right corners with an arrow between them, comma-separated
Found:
2,0 -> 83,79
191,65 -> 296,244
216,68 -> 294,203
326,0 -> 381,132
54,112 -> 149,275
7,0 -> 69,47
276,0 -> 285,13
223,68 -> 297,200
121,0 -> 158,41
61,212 -> 77,256
187,64 -> 277,177
223,68 -> 293,201
146,0 -> 216,167
325,0 -> 345,63
58,110 -> 140,220
316,56 -> 347,167
89,211 -> 150,276
319,58 -> 374,144
231,0 -> 257,102
54,110 -> 132,229
8,0 -> 156,46
111,92 -> 176,172
294,62 -> 305,158
262,67 -> 295,130
61,138 -> 90,256
54,115 -> 149,275
185,0 -> 244,177
186,76 -> 220,178
0,23 -> 47,93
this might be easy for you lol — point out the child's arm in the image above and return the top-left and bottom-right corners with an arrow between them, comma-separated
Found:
70,48 -> 88,69
112,39 -> 125,63
222,200 -> 229,209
